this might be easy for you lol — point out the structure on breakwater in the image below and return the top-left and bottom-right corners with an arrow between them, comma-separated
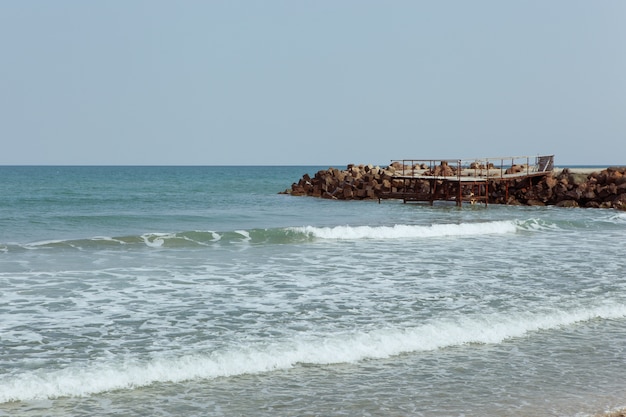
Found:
378,155 -> 554,206
283,155 -> 626,210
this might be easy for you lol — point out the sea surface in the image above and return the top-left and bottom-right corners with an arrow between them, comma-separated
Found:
1,165 -> 625,417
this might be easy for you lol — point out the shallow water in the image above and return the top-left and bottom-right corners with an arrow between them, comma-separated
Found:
1,166 -> 625,416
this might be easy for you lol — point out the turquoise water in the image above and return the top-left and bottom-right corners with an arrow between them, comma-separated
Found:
1,166 -> 625,416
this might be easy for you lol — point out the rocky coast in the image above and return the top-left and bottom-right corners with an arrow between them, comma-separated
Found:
283,164 -> 626,210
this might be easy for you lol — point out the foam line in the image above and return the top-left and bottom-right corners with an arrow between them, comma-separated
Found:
2,302 -> 624,403
291,220 -> 518,240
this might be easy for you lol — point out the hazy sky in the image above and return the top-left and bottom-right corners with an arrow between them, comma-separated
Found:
1,1 -> 624,166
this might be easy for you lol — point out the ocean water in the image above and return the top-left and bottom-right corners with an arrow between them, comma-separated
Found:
1,165 -> 625,417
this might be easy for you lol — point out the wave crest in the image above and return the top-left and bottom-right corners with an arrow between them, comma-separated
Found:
3,219 -> 550,252
3,302 -> 623,403
290,220 -> 518,240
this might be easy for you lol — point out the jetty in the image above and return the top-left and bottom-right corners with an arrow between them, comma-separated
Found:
284,156 -> 626,210
379,155 -> 554,206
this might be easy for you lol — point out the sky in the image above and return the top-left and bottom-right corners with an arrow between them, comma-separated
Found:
1,1 -> 624,166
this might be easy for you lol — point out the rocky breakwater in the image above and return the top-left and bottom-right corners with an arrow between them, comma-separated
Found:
282,164 -> 626,210
501,166 -> 626,209
283,163 -> 404,200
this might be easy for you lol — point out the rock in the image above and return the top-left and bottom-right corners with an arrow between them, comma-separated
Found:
545,175 -> 558,189
505,164 -> 524,174
556,200 -> 579,208
612,194 -> 626,210
568,173 -> 589,186
565,189 -> 583,200
526,199 -> 545,206
582,190 -> 597,200
507,196 -> 523,205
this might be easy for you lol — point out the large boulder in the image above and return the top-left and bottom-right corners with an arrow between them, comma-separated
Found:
612,194 -> 626,211
556,200 -> 579,208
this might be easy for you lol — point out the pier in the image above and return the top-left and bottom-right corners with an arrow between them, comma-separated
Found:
379,155 -> 554,206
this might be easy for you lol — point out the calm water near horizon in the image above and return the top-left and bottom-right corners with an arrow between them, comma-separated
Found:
1,165 -> 625,417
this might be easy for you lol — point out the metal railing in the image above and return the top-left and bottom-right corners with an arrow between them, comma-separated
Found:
389,155 -> 554,180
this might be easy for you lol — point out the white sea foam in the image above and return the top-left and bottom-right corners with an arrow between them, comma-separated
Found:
516,218 -> 560,232
23,239 -> 66,248
235,230 -> 251,241
609,212 -> 626,223
140,233 -> 172,248
291,220 -> 518,240
92,236 -> 126,245
3,302 -> 625,403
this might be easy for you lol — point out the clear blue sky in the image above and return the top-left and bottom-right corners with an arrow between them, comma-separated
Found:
1,1 -> 624,166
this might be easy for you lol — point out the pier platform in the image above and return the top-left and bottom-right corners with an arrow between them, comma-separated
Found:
379,155 -> 554,206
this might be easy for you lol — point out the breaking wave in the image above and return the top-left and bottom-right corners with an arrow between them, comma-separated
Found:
1,220 -> 560,252
290,220 -> 520,239
2,302 -> 625,403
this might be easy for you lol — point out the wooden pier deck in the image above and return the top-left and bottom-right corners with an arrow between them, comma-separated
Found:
379,155 -> 554,206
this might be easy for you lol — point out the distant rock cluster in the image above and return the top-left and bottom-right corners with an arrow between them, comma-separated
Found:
282,164 -> 626,210
282,163 -> 402,200
508,167 -> 626,209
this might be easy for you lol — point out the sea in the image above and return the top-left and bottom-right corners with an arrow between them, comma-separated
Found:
1,165 -> 625,417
